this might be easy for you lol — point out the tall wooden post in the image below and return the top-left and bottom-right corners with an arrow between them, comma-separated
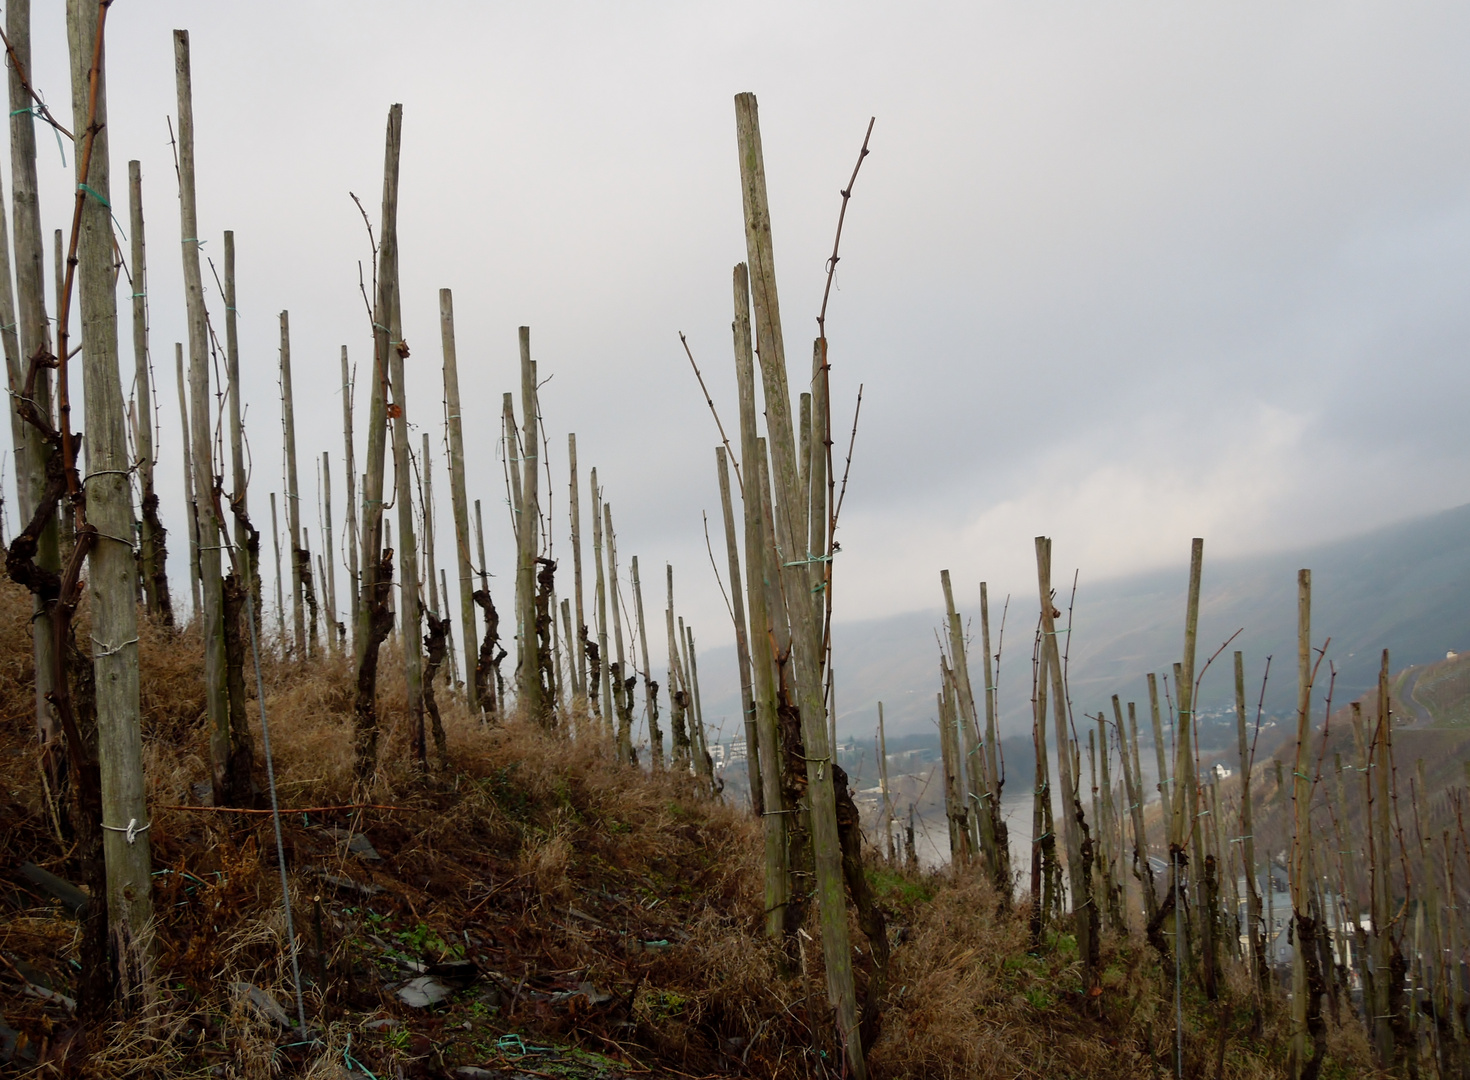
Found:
515,328 -> 543,719
1235,651 -> 1265,990
631,555 -> 661,766
440,290 -> 478,698
568,433 -> 587,699
269,492 -> 284,639
127,161 -> 168,623
734,93 -> 860,1073
733,263 -> 788,937
665,564 -> 689,766
1289,569 -> 1315,1077
223,231 -> 251,601
175,31 -> 232,806
591,468 -> 611,730
322,451 -> 337,646
353,104 -> 402,777
717,446 -> 760,814
605,502 -> 631,759
941,569 -> 996,870
7,0 -> 62,763
878,702 -> 894,862
1036,536 -> 1096,988
420,433 -> 436,616
390,276 -> 424,765
341,347 -> 358,625
278,311 -> 306,657
174,345 -> 200,619
68,0 -> 152,1000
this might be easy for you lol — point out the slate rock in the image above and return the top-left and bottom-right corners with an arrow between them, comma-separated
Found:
397,976 -> 452,1008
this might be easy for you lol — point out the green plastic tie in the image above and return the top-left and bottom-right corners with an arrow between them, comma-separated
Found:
78,182 -> 110,209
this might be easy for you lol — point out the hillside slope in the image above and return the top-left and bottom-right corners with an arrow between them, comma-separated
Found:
0,577 -> 1374,1078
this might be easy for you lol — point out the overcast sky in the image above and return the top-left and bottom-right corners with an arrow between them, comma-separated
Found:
9,2 -> 1470,673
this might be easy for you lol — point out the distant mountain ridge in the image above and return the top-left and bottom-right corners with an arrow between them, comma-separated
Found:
695,503 -> 1470,743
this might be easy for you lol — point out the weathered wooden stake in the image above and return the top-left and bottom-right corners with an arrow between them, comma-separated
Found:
7,0 -> 62,765
440,290 -> 477,699
353,103 -> 402,778
605,501 -> 630,759
341,347 -> 358,629
568,433 -> 587,699
736,93 -> 861,1074
270,492 -> 284,639
390,277 -> 424,765
175,345 -> 200,619
322,451 -> 338,647
1235,651 -> 1266,992
278,310 -> 308,657
666,563 -> 689,767
74,2 -> 152,999
591,468 -> 611,730
718,445 -> 760,814
127,160 -> 169,623
631,554 -> 661,767
733,263 -> 789,936
1036,536 -> 1096,987
878,702 -> 894,862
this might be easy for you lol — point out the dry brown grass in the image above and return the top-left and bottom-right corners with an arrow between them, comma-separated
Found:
0,577 -> 1382,1078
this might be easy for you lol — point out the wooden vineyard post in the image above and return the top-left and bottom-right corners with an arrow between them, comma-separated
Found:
665,563 -> 690,767
441,291 -> 479,702
733,263 -> 789,938
471,498 -> 504,714
1370,650 -> 1397,1066
341,347 -> 359,626
389,269 -> 424,765
685,622 -> 711,782
353,104 -> 402,778
322,452 -> 338,647
174,30 -> 235,804
73,0 -> 152,998
1035,536 -> 1096,989
736,92 -> 862,1076
569,433 -> 587,700
223,231 -> 253,608
1170,541 -> 1205,987
1235,651 -> 1266,992
278,311 -> 308,657
420,433 -> 437,620
591,468 -> 611,730
1288,570 -> 1324,1077
8,0 -> 63,758
942,569 -> 998,874
718,445 -> 760,814
632,555 -> 662,766
269,493 -> 285,638
1115,695 -> 1156,927
878,702 -> 895,862
979,582 -> 1009,898
127,160 -> 169,623
515,328 -> 545,720
605,501 -> 631,759
175,345 -> 201,618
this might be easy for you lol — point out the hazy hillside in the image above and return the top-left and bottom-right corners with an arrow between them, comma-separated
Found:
698,502 -> 1470,743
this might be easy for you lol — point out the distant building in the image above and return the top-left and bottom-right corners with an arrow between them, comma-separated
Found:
709,743 -> 728,768
1211,763 -> 1232,781
728,740 -> 748,763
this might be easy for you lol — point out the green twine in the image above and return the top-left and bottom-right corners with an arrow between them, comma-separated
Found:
78,182 -> 109,209
77,183 -> 128,240
342,1034 -> 378,1079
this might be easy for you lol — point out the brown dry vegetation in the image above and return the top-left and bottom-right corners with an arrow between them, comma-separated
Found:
0,576 -> 1381,1078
